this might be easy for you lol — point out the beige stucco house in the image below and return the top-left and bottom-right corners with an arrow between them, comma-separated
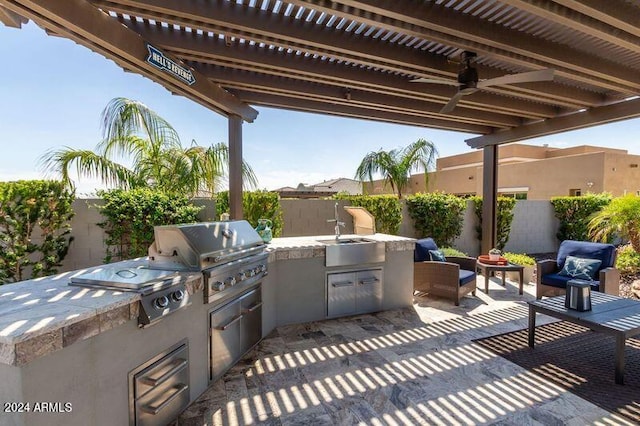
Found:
367,144 -> 640,199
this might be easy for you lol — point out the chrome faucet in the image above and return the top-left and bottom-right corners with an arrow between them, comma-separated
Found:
327,202 -> 345,239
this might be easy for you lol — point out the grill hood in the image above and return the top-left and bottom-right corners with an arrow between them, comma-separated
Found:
148,220 -> 265,271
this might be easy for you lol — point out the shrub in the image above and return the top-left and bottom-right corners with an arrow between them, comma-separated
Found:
589,194 -> 640,252
0,180 -> 75,283
550,193 -> 611,242
406,192 -> 466,247
334,194 -> 402,235
441,247 -> 468,257
471,196 -> 516,251
615,244 -> 640,275
97,188 -> 202,262
502,252 -> 536,266
216,190 -> 283,237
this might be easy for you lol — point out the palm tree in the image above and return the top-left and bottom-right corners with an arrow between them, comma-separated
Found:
355,138 -> 438,199
40,97 -> 257,196
588,194 -> 640,252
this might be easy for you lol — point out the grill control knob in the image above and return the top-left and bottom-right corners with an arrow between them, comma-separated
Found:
224,277 -> 236,287
154,295 -> 169,310
259,264 -> 267,273
171,289 -> 185,302
235,271 -> 247,282
211,281 -> 225,292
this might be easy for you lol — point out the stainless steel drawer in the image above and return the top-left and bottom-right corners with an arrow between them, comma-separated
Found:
130,341 -> 190,426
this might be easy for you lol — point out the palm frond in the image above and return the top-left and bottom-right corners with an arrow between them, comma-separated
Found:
100,98 -> 181,156
38,147 -> 139,189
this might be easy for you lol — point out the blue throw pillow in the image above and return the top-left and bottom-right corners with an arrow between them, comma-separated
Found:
429,249 -> 447,262
558,255 -> 602,280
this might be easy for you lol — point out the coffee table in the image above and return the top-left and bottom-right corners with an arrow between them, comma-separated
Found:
476,260 -> 524,295
528,292 -> 640,385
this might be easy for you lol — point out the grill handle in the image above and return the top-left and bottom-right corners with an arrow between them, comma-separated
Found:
359,278 -> 379,285
211,246 -> 265,264
214,314 -> 243,331
140,383 -> 189,415
332,281 -> 354,288
244,302 -> 263,313
139,358 -> 188,387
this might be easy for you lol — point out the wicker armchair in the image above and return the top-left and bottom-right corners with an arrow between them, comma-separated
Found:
414,238 -> 477,306
536,240 -> 620,299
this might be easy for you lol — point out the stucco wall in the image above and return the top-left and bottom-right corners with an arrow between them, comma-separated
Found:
61,198 -> 218,272
503,200 -> 558,255
60,198 -> 559,272
279,199 -> 355,237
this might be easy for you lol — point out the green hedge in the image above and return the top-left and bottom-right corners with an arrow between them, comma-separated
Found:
550,193 -> 611,242
334,194 -> 402,235
616,244 -> 640,274
406,192 -> 466,246
472,196 -> 517,251
97,188 -> 203,262
215,190 -> 283,237
0,180 -> 74,283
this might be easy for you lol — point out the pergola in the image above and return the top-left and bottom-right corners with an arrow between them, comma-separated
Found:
2,0 -> 640,252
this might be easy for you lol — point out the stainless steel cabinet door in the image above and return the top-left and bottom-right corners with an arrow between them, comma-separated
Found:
356,269 -> 383,314
327,272 -> 356,317
210,300 -> 242,381
240,287 -> 263,353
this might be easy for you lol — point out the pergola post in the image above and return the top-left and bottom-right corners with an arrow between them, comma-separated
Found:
228,114 -> 243,220
481,145 -> 498,254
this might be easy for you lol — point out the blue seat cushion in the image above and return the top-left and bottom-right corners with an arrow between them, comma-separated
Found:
415,238 -> 438,262
542,273 -> 600,290
557,240 -> 616,274
459,269 -> 476,286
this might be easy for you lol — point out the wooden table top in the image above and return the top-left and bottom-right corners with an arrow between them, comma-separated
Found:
529,292 -> 640,336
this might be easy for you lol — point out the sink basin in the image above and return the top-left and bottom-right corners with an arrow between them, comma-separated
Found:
317,238 -> 385,267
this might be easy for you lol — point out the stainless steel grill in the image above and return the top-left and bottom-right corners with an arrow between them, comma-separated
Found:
148,220 -> 269,306
148,220 -> 269,383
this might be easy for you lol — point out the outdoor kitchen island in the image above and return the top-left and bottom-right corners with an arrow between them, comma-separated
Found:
0,233 -> 414,426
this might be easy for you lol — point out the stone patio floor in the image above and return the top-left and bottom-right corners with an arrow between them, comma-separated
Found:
178,276 -> 633,425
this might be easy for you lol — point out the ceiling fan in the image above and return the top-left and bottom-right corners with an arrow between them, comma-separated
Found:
412,51 -> 555,114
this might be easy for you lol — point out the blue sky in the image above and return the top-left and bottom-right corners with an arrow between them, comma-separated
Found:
2,22 -> 640,195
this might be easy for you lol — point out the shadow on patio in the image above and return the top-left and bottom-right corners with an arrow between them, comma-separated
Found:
179,277 -> 632,425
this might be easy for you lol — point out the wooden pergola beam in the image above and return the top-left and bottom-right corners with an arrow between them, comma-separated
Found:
127,23 -> 574,120
499,0 -> 640,54
316,0 -> 640,92
554,0 -> 640,39
230,89 -> 492,134
0,5 -> 26,27
202,65 -> 520,129
466,97 -> 640,147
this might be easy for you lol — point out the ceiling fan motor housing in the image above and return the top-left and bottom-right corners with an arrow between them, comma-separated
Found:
458,65 -> 478,93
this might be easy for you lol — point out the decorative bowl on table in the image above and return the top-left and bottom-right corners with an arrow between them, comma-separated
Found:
478,254 -> 508,265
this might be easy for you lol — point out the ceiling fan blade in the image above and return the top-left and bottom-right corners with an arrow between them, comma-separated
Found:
477,69 -> 555,88
440,91 -> 466,114
411,77 -> 460,86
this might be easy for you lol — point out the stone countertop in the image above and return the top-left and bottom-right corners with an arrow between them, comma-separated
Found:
265,233 -> 416,261
0,233 -> 414,367
0,259 -> 201,366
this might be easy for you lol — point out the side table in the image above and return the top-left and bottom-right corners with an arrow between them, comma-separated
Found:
476,261 -> 524,295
